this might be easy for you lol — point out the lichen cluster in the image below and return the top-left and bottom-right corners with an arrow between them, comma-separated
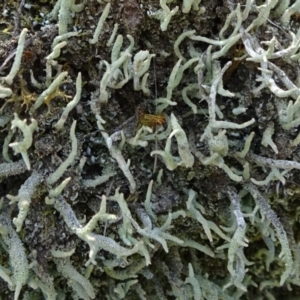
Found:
1,0 -> 300,299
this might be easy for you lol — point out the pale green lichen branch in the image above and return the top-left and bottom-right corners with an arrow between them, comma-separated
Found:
130,212 -> 183,253
0,212 -> 29,300
2,28 -> 28,85
104,259 -> 146,280
128,125 -> 152,147
261,122 -> 278,154
83,195 -> 117,234
247,152 -> 300,170
150,130 -> 180,171
144,180 -> 157,223
166,58 -> 198,102
89,3 -> 111,44
107,23 -> 119,47
54,196 -> 143,266
49,0 -> 85,35
0,160 -> 27,178
150,113 -> 194,170
184,263 -> 202,300
46,177 -> 71,205
7,171 -> 43,232
150,0 -> 179,31
47,120 -> 78,185
82,170 -> 116,188
55,72 -> 82,130
51,248 -> 75,258
245,0 -> 278,31
96,114 -> 136,193
185,189 -> 213,242
31,71 -> 68,112
55,257 -> 95,299
281,0 -> 300,25
98,35 -> 133,103
251,167 -> 289,186
51,31 -> 79,49
46,41 -> 67,63
108,188 -> 134,246
181,83 -> 198,114
223,187 -> 249,292
245,183 -> 293,286
236,132 -> 255,158
182,0 -> 202,13
219,4 -> 242,40
9,113 -> 38,170
133,50 -> 155,92
174,30 -> 196,60
113,279 -> 139,299
0,84 -> 12,98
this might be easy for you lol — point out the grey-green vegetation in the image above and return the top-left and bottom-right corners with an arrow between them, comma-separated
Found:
1,0 -> 300,299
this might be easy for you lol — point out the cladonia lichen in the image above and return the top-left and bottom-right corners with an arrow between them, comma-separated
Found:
1,0 -> 300,299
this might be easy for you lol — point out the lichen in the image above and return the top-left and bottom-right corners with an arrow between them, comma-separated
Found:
1,0 -> 300,299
